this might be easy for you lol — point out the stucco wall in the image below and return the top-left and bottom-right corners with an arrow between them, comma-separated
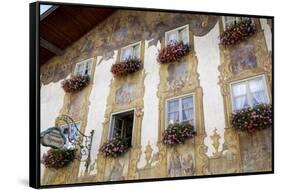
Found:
138,40 -> 161,168
40,80 -> 65,175
194,22 -> 226,156
40,10 -> 272,184
78,53 -> 117,176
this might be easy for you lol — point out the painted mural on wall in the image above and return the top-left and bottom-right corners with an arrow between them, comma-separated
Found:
40,6 -> 273,186
115,82 -> 136,104
167,61 -> 187,91
40,11 -> 218,85
230,44 -> 257,75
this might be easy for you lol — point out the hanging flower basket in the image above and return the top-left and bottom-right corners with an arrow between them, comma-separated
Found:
42,148 -> 76,169
99,138 -> 130,157
162,122 -> 196,146
231,104 -> 272,134
220,19 -> 256,46
111,57 -> 142,77
61,75 -> 90,93
157,41 -> 189,64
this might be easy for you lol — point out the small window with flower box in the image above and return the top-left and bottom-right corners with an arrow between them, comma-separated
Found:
223,16 -> 253,30
120,42 -> 141,62
99,110 -> 135,157
110,42 -> 142,78
165,25 -> 189,46
230,75 -> 269,111
74,59 -> 93,76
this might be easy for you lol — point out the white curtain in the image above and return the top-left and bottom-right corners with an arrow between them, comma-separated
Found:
167,31 -> 178,44
168,100 -> 179,123
133,44 -> 140,59
182,97 -> 193,122
179,28 -> 188,44
121,47 -> 133,61
232,83 -> 247,110
249,79 -> 267,105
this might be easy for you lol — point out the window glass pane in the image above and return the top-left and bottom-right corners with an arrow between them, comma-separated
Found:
232,82 -> 247,97
61,123 -> 80,148
168,100 -> 179,113
249,78 -> 263,92
168,112 -> 179,124
112,118 -> 123,138
179,28 -> 188,44
167,31 -> 178,44
121,47 -> 133,61
133,44 -> 140,59
225,16 -> 236,28
182,108 -> 194,122
252,91 -> 267,105
234,96 -> 249,110
249,78 -> 267,105
182,96 -> 193,109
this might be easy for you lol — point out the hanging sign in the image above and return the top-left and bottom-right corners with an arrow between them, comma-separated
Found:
40,127 -> 66,149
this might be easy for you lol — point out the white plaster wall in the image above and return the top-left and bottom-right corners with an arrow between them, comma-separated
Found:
78,53 -> 117,176
137,40 -> 161,168
40,80 -> 65,175
260,18 -> 272,52
194,22 -> 226,156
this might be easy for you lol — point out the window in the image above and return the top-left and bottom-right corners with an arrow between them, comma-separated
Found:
120,42 -> 141,62
230,76 -> 269,111
165,25 -> 189,45
166,95 -> 195,127
60,122 -> 80,148
109,110 -> 134,146
224,16 -> 253,30
74,59 -> 93,76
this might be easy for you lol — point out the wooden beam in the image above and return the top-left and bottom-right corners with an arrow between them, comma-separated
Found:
40,37 -> 64,56
40,5 -> 59,21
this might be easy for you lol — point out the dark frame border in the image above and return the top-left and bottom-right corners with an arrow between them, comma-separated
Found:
29,1 -> 274,189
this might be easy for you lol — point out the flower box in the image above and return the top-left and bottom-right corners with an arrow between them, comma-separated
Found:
99,138 -> 130,157
220,19 -> 256,46
162,122 -> 195,146
61,75 -> 90,93
157,41 -> 189,64
42,148 -> 76,169
231,104 -> 272,134
111,57 -> 142,77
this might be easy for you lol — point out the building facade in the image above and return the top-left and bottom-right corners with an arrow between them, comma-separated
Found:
40,9 -> 273,185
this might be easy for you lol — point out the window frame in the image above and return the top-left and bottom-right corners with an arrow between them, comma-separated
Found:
165,93 -> 195,129
165,24 -> 189,46
58,121 -> 81,148
120,41 -> 141,62
108,108 -> 136,141
74,58 -> 93,76
229,75 -> 270,111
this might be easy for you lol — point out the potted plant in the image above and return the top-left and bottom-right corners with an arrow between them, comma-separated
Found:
220,19 -> 256,46
99,137 -> 130,157
111,57 -> 142,77
42,148 -> 76,169
61,75 -> 90,93
162,122 -> 196,146
157,41 -> 189,64
231,104 -> 272,134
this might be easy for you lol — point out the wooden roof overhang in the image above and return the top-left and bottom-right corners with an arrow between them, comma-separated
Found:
40,5 -> 115,65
